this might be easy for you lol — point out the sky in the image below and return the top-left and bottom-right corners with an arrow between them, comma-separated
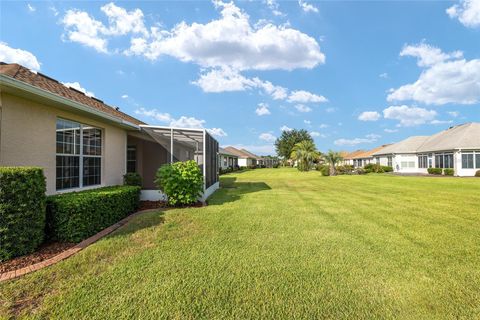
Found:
1,0 -> 479,155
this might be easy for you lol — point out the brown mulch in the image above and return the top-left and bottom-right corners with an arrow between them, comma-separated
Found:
0,242 -> 75,274
139,200 -> 168,211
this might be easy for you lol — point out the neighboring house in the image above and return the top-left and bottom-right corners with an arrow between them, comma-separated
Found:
342,150 -> 365,166
0,63 -> 219,201
351,145 -> 391,168
223,147 -> 257,167
219,147 -> 238,170
372,123 -> 480,176
239,149 -> 263,166
261,156 -> 279,168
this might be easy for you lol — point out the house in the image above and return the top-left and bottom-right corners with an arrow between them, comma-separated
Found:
238,149 -> 264,166
372,123 -> 480,176
219,147 -> 239,170
223,147 -> 258,167
351,145 -> 391,168
341,150 -> 365,166
260,156 -> 279,168
0,63 -> 219,201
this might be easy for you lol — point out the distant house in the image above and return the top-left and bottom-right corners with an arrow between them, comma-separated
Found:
342,150 -> 365,166
0,63 -> 220,201
219,147 -> 239,170
223,147 -> 258,167
373,123 -> 480,176
351,145 -> 391,168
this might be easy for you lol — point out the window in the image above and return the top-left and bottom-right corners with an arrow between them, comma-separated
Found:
418,155 -> 428,168
223,157 -> 227,166
462,153 -> 474,169
127,146 -> 137,173
375,157 -> 380,164
434,153 -> 453,169
56,118 -> 102,190
476,153 -> 480,169
387,156 -> 392,167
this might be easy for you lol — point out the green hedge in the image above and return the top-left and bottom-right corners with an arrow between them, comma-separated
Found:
46,186 -> 140,243
427,168 -> 443,175
443,168 -> 454,176
382,166 -> 393,172
124,172 -> 142,186
476,170 -> 480,177
0,167 -> 46,261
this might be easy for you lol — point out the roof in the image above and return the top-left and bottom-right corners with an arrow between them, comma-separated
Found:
373,136 -> 430,155
352,144 -> 392,159
0,63 -> 144,126
416,123 -> 480,152
343,150 -> 366,160
219,147 -> 239,157
224,147 -> 257,159
239,149 -> 262,160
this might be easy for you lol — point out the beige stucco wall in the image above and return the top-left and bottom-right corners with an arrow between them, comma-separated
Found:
0,93 -> 127,195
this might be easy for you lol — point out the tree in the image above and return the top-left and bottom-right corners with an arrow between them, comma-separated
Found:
323,150 -> 344,176
275,129 -> 313,165
290,140 -> 320,171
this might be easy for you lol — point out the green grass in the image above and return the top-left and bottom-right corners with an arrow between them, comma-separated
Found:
1,168 -> 480,319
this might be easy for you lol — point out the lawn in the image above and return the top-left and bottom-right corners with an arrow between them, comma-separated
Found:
1,168 -> 480,319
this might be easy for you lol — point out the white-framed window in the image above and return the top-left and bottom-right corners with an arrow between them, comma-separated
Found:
462,152 -> 474,169
418,154 -> 428,168
127,146 -> 137,173
476,153 -> 480,169
56,118 -> 102,190
434,153 -> 453,169
387,156 -> 392,167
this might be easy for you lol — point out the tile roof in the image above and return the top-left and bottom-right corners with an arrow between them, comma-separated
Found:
352,144 -> 392,159
239,149 -> 262,160
343,150 -> 366,160
219,147 -> 239,157
0,63 -> 144,126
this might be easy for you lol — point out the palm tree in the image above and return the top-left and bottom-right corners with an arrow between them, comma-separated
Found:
290,140 -> 320,171
323,150 -> 343,176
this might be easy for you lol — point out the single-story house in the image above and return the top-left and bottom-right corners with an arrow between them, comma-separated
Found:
351,144 -> 391,168
219,147 -> 239,170
260,156 -> 279,168
341,150 -> 365,166
0,63 -> 219,200
372,123 -> 480,176
223,147 -> 258,167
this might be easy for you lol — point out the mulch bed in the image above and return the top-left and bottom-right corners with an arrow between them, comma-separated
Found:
139,200 -> 168,211
0,242 -> 75,274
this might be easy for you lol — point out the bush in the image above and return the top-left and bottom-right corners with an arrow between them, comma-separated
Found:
46,186 -> 140,243
123,172 -> 142,186
272,163 -> 279,168
155,160 -> 203,206
355,168 -> 367,175
476,170 -> 480,177
364,163 -> 384,173
428,168 -> 443,175
336,165 -> 354,175
443,168 -> 454,176
382,166 -> 393,173
0,167 -> 46,261
248,164 -> 257,169
317,164 -> 330,176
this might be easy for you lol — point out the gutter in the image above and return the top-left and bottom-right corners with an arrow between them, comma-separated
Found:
0,74 -> 140,130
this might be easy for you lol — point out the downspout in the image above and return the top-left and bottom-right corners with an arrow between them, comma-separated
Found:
203,130 -> 207,194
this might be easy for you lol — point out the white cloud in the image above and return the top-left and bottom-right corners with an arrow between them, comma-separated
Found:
121,94 -> 129,99
358,111 -> 381,121
325,107 -> 336,113
379,72 -> 388,79
0,42 -> 41,71
135,107 -> 173,123
447,0 -> 480,28
169,116 -> 206,129
228,144 -> 275,155
383,105 -> 437,127
264,0 -> 284,17
384,128 -> 398,133
298,0 -> 319,13
100,2 -> 148,36
310,131 -> 327,138
448,111 -> 459,117
128,0 -> 325,71
255,103 -> 271,116
62,81 -> 95,97
334,134 -> 380,146
388,43 -> 480,105
400,43 -> 463,67
295,104 -> 313,113
280,125 -> 292,132
304,120 -> 311,125
259,132 -> 276,142
287,90 -> 328,103
27,4 -> 36,12
319,123 -> 328,128
430,120 -> 453,125
50,6 -> 59,16
207,127 -> 228,137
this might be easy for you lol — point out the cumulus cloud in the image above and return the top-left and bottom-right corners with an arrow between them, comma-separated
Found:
280,125 -> 292,132
287,90 -> 328,103
255,103 -> 271,116
388,43 -> 480,105
304,120 -> 311,125
384,128 -> 398,133
63,81 -> 95,97
135,107 -> 173,123
295,104 -> 312,113
447,0 -> 480,28
100,3 -> 148,36
121,94 -> 129,99
383,105 -> 437,127
207,128 -> 228,137
264,0 -> 284,16
334,134 -> 380,146
259,132 -> 276,142
310,131 -> 327,138
126,0 -> 325,71
298,0 -> 319,13
448,111 -> 459,117
0,42 -> 41,71
27,4 -> 36,12
228,144 -> 275,155
358,111 -> 381,121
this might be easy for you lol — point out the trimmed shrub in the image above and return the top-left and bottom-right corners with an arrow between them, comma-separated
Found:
382,166 -> 393,173
46,186 -> 140,243
428,168 -> 443,175
123,172 -> 142,186
336,165 -> 354,175
0,167 -> 46,261
443,168 -> 454,176
476,170 -> 480,177
364,163 -> 384,173
155,160 -> 203,206
272,163 -> 279,168
355,168 -> 367,175
317,164 -> 330,176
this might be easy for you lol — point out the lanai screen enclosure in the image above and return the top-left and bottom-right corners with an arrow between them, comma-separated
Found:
135,125 -> 219,200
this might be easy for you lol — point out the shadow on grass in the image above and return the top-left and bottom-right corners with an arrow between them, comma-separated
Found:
109,210 -> 167,239
209,176 -> 271,205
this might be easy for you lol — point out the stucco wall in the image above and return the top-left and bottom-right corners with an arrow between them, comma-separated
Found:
0,93 -> 127,195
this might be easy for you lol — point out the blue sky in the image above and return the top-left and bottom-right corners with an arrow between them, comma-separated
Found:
1,0 -> 479,155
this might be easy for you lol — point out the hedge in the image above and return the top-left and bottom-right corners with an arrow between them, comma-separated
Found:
124,172 -> 142,186
427,168 -> 443,175
443,168 -> 454,176
46,186 -> 140,243
0,167 -> 46,261
476,170 -> 480,177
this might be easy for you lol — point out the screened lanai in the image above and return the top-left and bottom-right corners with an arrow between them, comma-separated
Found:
127,125 -> 219,201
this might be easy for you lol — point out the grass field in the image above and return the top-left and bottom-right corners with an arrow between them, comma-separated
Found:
1,168 -> 480,319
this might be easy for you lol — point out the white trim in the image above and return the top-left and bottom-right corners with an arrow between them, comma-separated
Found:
203,130 -> 207,193
201,181 -> 219,202
140,124 -> 205,133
